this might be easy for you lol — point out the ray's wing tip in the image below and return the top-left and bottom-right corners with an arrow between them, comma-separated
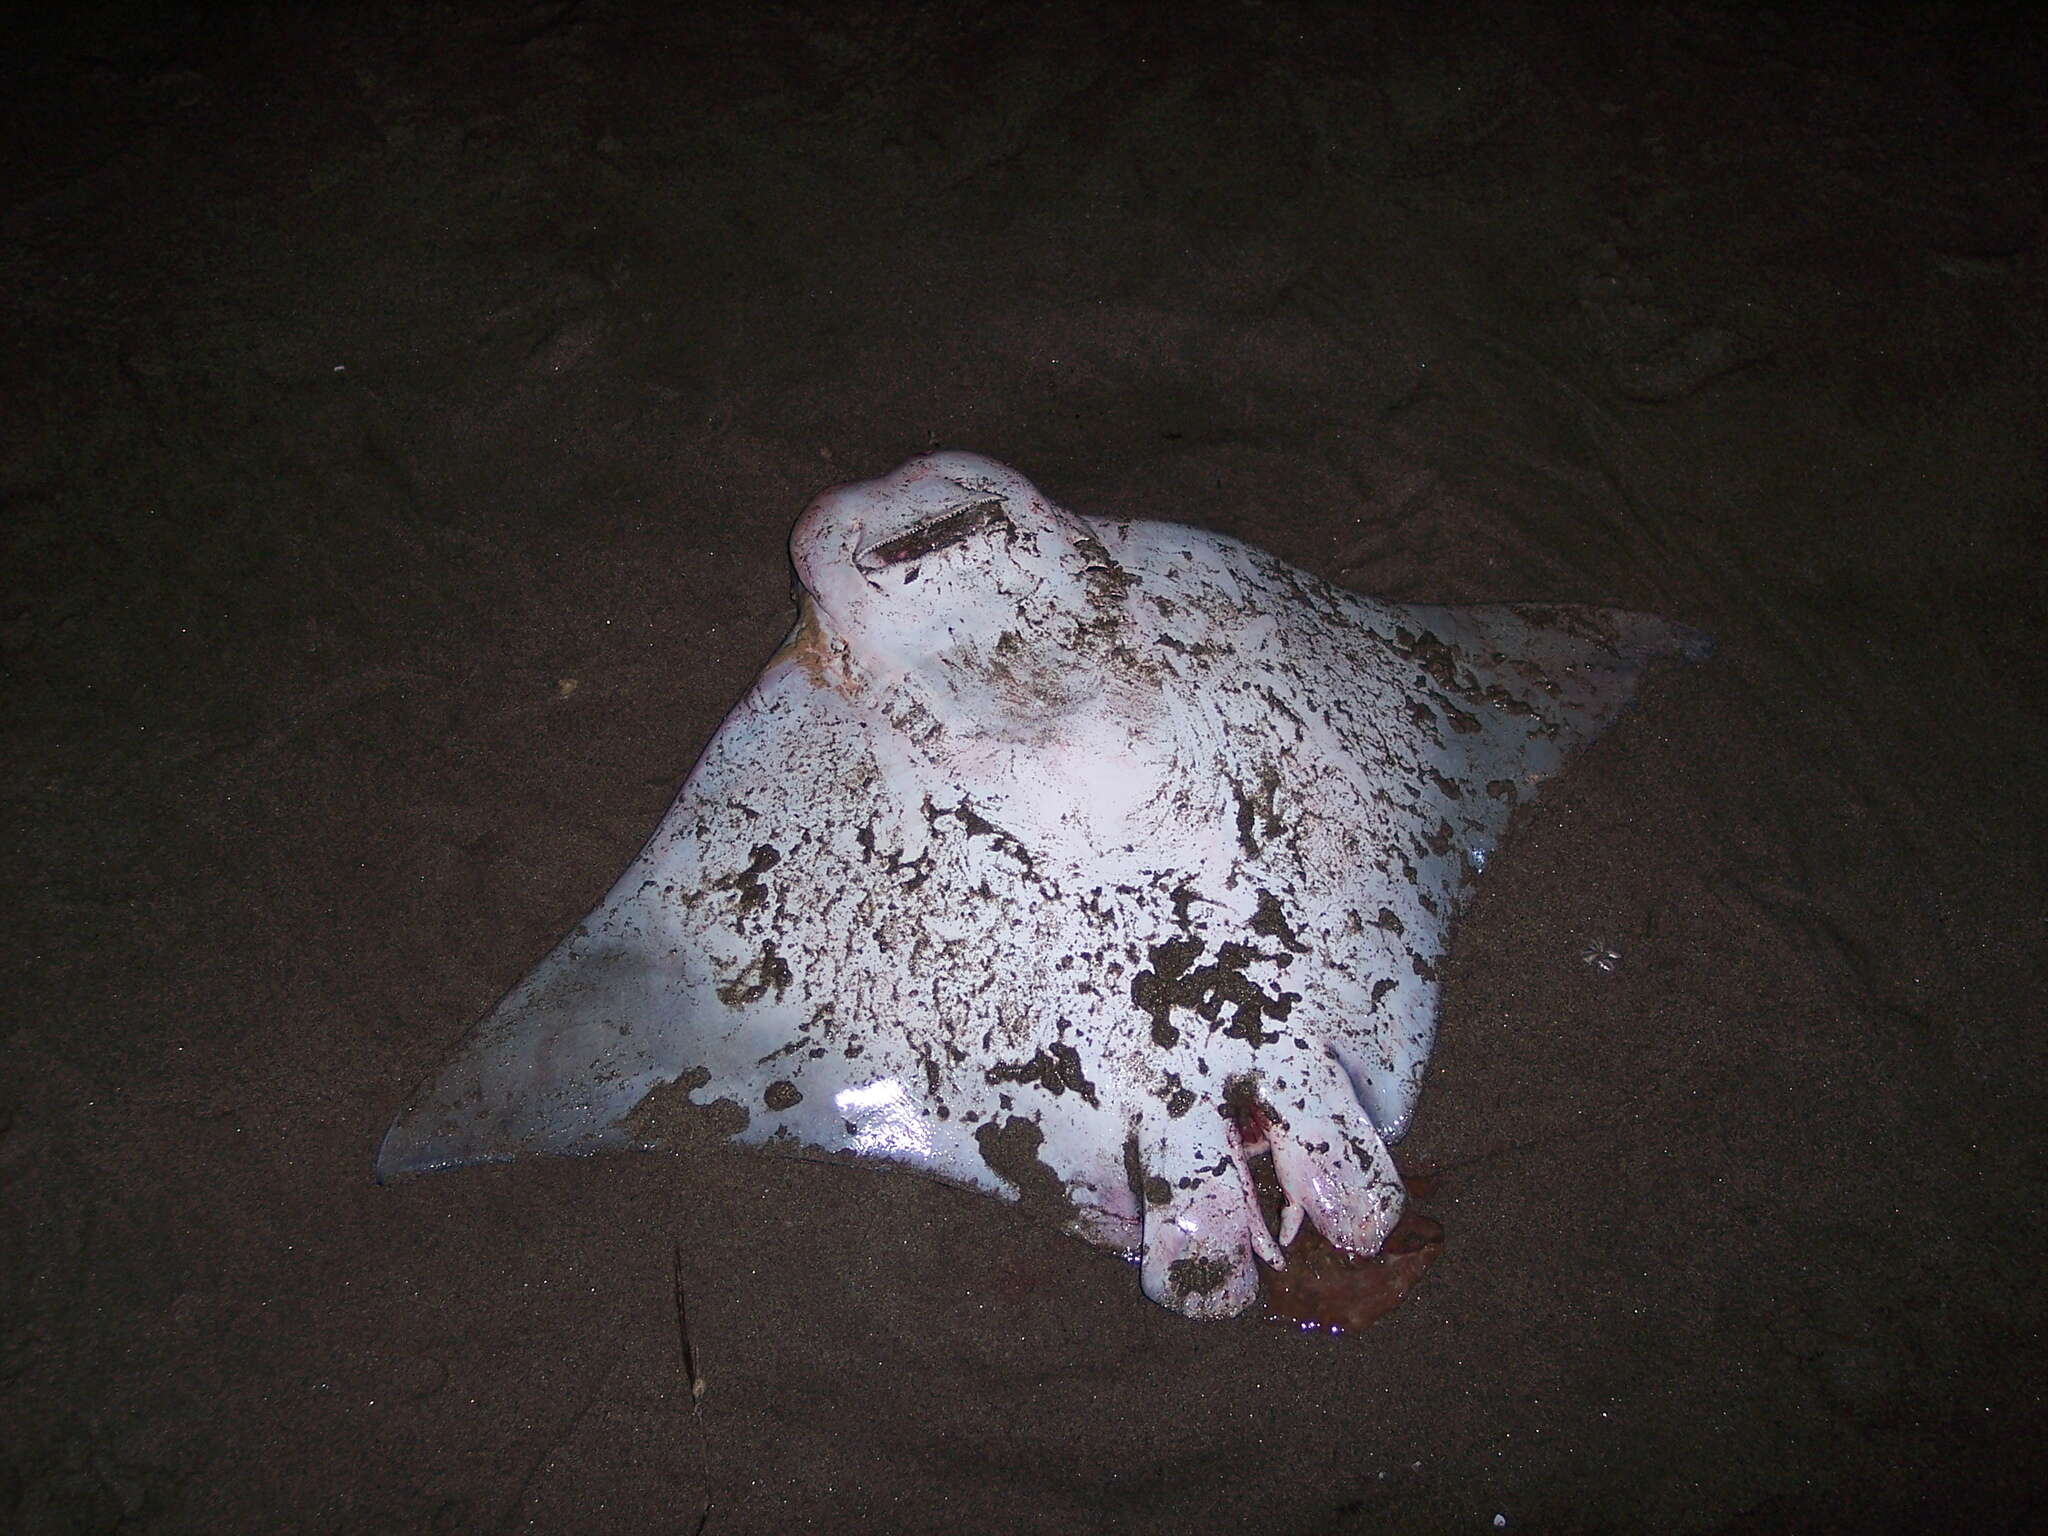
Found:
373,1114 -> 508,1185
1644,616 -> 1714,665
1600,609 -> 1713,667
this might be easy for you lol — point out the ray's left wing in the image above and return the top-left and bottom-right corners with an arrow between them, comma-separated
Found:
375,645 -> 932,1183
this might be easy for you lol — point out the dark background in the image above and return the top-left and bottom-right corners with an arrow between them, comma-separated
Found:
4,3 -> 2042,1532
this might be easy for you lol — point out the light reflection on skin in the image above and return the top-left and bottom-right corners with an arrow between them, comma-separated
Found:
834,1078 -> 934,1159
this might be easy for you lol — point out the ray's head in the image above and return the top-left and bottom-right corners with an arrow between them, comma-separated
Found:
788,451 -> 1131,727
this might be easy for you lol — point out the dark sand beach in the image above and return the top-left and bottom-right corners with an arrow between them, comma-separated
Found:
5,4 -> 2042,1531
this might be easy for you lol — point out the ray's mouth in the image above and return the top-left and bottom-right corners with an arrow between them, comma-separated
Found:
854,497 -> 1013,574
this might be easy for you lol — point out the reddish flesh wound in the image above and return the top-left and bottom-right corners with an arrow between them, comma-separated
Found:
1260,1166 -> 1444,1332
